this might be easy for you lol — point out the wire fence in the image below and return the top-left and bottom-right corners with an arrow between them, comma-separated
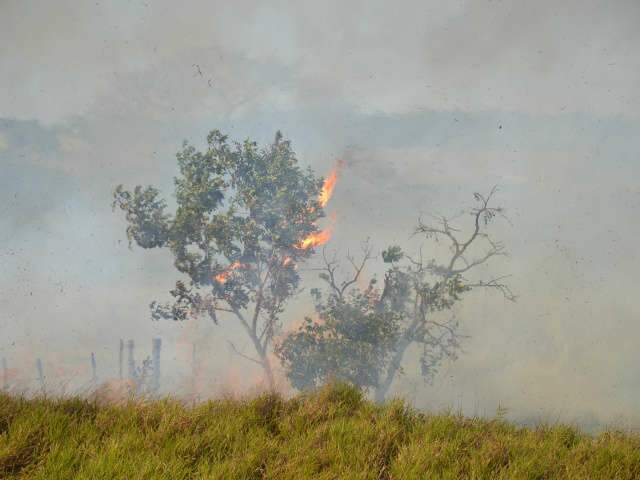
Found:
1,338 -> 165,398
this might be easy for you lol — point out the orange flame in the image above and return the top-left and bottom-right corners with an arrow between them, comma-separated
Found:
318,167 -> 339,208
297,163 -> 341,250
215,261 -> 244,284
297,225 -> 333,250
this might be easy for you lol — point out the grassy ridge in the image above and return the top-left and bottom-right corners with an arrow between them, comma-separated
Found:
1,383 -> 639,479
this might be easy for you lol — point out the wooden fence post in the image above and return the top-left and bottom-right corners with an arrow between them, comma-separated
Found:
192,343 -> 197,398
36,358 -> 45,395
119,339 -> 124,380
127,340 -> 136,381
2,357 -> 7,391
152,338 -> 161,393
91,352 -> 97,384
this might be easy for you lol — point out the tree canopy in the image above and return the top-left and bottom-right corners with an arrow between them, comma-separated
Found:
113,130 -> 329,388
276,189 -> 515,401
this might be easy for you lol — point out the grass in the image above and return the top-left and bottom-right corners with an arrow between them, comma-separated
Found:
1,382 -> 640,479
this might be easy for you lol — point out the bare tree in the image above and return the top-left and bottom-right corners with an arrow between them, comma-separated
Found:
374,187 -> 515,401
276,189 -> 515,401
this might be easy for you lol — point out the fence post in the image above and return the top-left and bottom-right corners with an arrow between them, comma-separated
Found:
127,340 -> 136,381
119,339 -> 124,380
151,338 -> 161,394
192,343 -> 197,399
2,357 -> 7,391
91,352 -> 97,384
36,358 -> 45,395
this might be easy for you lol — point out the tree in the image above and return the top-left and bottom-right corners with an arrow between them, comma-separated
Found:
113,130 -> 329,389
275,188 -> 515,401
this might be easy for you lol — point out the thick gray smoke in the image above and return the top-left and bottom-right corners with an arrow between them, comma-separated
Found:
2,0 -> 640,431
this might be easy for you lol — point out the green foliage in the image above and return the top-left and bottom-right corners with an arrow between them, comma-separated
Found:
113,129 -> 327,385
276,261 -> 469,393
1,387 -> 640,479
112,185 -> 170,249
381,245 -> 403,263
113,130 -> 323,321
275,287 -> 403,391
276,190 -> 512,400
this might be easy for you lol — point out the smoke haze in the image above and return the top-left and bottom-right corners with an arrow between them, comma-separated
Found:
2,0 -> 640,430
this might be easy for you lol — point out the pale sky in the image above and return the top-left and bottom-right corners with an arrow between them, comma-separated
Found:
2,0 -> 640,430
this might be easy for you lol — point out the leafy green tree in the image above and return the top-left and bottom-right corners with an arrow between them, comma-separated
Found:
274,245 -> 403,391
276,189 -> 515,401
113,130 -> 327,388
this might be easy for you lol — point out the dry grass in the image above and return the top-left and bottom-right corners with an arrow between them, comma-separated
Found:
1,382 -> 640,479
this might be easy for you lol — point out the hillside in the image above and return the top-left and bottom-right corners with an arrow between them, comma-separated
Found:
1,383 -> 639,479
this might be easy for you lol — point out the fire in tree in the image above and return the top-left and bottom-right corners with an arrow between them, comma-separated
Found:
318,167 -> 338,208
297,227 -> 334,250
214,261 -> 246,284
113,129 -> 342,389
296,163 -> 340,251
276,188 -> 515,402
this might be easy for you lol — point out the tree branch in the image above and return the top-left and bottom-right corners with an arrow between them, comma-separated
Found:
227,341 -> 263,365
413,186 -> 509,280
464,275 -> 517,302
340,241 -> 374,296
317,241 -> 375,300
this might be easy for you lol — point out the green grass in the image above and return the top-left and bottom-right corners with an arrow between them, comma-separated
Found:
1,382 -> 640,479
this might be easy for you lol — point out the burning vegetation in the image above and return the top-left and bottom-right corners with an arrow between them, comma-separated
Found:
210,163 -> 340,284
113,130 -> 345,392
214,261 -> 246,284
296,227 -> 334,250
112,130 -> 512,406
318,166 -> 338,208
296,163 -> 340,251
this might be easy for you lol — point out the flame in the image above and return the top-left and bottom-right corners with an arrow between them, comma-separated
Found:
297,225 -> 333,250
296,163 -> 341,250
215,261 -> 244,284
318,167 -> 339,208
214,272 -> 230,284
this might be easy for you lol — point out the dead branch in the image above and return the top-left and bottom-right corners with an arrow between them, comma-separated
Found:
227,341 -> 263,365
465,275 -> 517,302
318,240 -> 375,300
413,186 -> 509,282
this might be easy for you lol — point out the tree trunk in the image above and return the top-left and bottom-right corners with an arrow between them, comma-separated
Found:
234,305 -> 276,391
374,337 -> 410,403
246,325 -> 275,391
374,316 -> 421,403
259,353 -> 275,391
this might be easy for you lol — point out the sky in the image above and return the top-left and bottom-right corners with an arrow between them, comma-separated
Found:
2,0 -> 640,430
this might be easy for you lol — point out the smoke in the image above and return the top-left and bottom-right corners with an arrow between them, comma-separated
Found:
2,0 -> 640,431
